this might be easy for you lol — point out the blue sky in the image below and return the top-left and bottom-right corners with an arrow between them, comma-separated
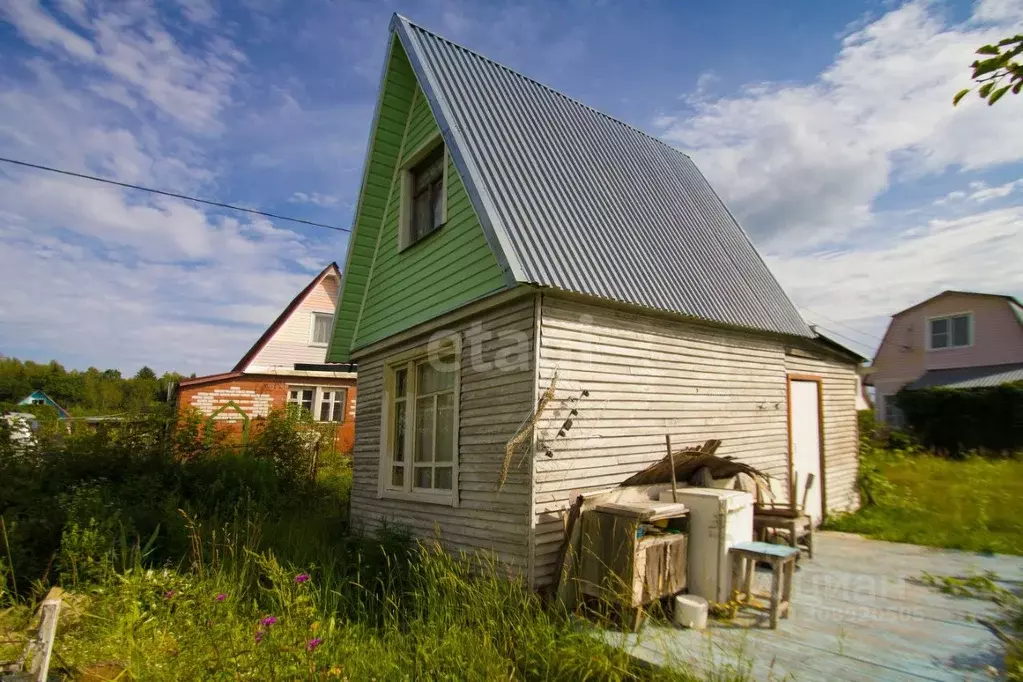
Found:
0,0 -> 1021,374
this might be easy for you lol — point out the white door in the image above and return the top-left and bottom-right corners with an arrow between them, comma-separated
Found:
789,379 -> 823,525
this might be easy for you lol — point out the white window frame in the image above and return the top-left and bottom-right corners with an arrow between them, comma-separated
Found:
309,312 -> 334,347
377,334 -> 461,506
925,312 -> 973,351
287,385 -> 348,423
398,134 -> 448,252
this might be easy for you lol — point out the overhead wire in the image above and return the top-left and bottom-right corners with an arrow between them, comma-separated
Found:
0,155 -> 351,233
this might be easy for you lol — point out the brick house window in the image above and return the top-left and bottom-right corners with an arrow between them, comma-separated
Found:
288,386 -> 347,423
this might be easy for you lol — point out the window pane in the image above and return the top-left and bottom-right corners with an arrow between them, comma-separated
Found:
431,179 -> 443,228
312,314 -> 333,344
417,361 -> 455,394
320,399 -> 331,422
391,466 -> 404,487
413,191 -> 431,241
393,401 -> 406,463
395,369 -> 407,398
436,392 -> 453,462
930,319 -> 949,348
414,466 -> 432,489
415,396 -> 434,463
952,316 -> 970,347
435,466 -> 452,490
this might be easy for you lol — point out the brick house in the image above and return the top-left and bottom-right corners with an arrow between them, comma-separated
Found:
177,263 -> 356,453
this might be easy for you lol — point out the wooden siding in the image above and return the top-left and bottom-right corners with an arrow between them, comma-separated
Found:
349,296 -> 535,572
531,296 -> 859,587
246,274 -> 338,371
784,352 -> 860,516
328,38 -> 507,361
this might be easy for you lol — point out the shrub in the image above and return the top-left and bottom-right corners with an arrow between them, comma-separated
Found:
896,381 -> 1023,456
0,407 -> 350,597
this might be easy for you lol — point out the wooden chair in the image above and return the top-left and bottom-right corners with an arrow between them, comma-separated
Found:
753,473 -> 815,559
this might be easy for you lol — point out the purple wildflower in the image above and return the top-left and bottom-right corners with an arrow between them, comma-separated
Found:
295,573 -> 310,584
261,616 -> 278,627
306,637 -> 322,652
163,590 -> 175,600
254,629 -> 266,643
215,593 -> 227,602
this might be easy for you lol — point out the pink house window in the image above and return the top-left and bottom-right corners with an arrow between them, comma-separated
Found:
928,314 -> 971,350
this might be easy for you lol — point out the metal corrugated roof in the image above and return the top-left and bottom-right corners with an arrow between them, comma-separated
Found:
392,16 -> 812,339
905,363 -> 1023,390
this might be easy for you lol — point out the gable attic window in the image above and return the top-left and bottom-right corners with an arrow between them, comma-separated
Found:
928,313 -> 972,350
310,312 -> 333,347
379,336 -> 460,505
400,140 -> 447,250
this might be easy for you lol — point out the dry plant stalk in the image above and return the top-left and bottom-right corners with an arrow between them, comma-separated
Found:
498,373 -> 558,491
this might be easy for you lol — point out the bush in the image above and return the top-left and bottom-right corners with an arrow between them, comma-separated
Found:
896,381 -> 1023,456
0,408 -> 350,600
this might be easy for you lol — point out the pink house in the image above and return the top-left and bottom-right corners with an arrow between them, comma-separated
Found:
869,290 -> 1023,425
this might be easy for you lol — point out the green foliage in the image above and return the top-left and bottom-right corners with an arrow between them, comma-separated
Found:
0,356 -> 181,416
895,382 -> 1023,456
955,34 -> 1023,106
0,408 -> 343,599
826,445 -> 1023,555
0,414 -> 706,681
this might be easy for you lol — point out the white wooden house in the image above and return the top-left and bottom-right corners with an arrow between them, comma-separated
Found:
326,15 -> 864,588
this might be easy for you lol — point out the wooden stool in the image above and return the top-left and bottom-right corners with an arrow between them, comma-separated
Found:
729,541 -> 798,629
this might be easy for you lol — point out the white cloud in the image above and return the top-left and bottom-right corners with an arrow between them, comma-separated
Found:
0,1 -> 342,374
656,0 -> 1023,244
288,191 -> 342,207
1,0 -> 241,131
770,204 -> 1023,356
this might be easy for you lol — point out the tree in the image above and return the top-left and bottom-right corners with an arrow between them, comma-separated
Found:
954,34 -> 1023,106
135,366 -> 157,381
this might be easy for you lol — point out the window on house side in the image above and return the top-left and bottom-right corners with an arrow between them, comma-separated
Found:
408,145 -> 445,245
289,386 -> 347,423
929,314 -> 971,349
319,389 -> 346,422
310,313 -> 333,346
287,387 -> 315,415
884,395 -> 905,430
385,351 -> 457,498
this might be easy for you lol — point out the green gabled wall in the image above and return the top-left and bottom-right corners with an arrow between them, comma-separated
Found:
328,37 -> 508,362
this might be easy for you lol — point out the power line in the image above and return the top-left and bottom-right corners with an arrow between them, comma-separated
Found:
0,156 -> 350,233
809,322 -> 875,355
797,304 -> 884,344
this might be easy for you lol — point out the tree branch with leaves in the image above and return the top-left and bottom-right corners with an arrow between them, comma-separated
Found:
954,34 -> 1023,106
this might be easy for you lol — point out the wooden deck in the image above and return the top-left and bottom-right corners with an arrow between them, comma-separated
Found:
612,532 -> 1022,681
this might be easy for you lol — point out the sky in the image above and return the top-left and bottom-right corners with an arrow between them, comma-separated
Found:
0,0 -> 1021,375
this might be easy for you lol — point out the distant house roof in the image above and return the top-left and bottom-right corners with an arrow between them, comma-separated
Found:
810,330 -> 867,364
904,362 -> 1023,390
17,389 -> 70,419
893,290 -> 1023,318
385,15 -> 812,339
232,263 -> 340,372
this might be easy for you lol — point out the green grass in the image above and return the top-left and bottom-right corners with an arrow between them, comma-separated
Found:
826,448 -> 1023,555
41,525 -> 702,681
1,416 -> 717,681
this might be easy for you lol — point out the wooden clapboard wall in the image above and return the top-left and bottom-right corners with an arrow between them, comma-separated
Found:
348,295 -> 536,574
531,295 -> 859,588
